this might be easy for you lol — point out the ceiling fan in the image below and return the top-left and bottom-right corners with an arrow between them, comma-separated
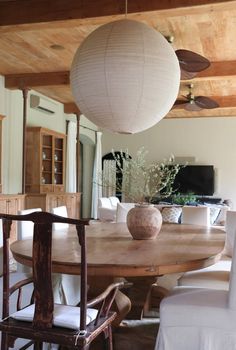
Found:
174,84 -> 219,111
175,49 -> 210,80
164,36 -> 210,80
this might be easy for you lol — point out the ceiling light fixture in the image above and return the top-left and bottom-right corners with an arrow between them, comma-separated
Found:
70,3 -> 180,134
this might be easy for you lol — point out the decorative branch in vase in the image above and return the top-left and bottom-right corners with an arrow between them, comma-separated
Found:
99,147 -> 182,239
102,147 -> 182,203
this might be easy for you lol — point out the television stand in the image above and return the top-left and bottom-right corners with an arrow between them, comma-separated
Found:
197,196 -> 222,204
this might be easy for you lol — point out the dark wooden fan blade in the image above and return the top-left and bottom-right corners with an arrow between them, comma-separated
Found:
180,69 -> 197,80
184,102 -> 203,111
174,99 -> 188,105
176,49 -> 210,72
194,96 -> 219,109
172,98 -> 188,109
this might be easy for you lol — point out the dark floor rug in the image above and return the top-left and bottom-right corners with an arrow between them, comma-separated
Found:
113,318 -> 159,350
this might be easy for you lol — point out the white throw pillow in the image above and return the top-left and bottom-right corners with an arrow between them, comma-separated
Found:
161,207 -> 182,224
209,207 -> 221,225
214,206 -> 230,226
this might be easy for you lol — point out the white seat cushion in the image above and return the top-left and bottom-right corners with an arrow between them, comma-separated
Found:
11,303 -> 98,330
11,304 -> 98,329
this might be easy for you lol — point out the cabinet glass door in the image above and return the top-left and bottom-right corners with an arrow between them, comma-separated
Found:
54,137 -> 64,189
42,134 -> 53,186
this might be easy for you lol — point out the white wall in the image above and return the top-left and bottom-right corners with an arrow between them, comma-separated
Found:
102,117 -> 236,208
0,75 -> 97,218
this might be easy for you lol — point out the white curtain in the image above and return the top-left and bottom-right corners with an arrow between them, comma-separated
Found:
91,132 -> 102,219
66,121 -> 77,192
102,159 -> 116,197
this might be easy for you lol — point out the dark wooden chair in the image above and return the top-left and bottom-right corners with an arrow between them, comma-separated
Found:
0,211 -> 122,350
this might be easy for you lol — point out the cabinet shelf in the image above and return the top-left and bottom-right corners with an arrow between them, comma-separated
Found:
26,127 -> 65,193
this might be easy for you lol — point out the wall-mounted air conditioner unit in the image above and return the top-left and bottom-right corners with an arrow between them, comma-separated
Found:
30,94 -> 56,114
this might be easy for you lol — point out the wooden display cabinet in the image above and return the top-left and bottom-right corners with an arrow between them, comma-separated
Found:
26,127 -> 66,193
0,114 -> 5,193
25,126 -> 81,219
25,192 -> 81,219
0,194 -> 25,242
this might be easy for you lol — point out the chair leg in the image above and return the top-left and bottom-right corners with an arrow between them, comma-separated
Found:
34,342 -> 43,350
103,325 -> 113,350
1,332 -> 8,350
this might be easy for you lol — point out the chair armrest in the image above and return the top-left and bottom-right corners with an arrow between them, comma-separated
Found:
9,276 -> 33,296
87,282 -> 124,323
9,277 -> 34,312
87,282 -> 124,308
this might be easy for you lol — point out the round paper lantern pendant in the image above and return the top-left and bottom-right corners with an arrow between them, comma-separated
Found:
70,19 -> 180,134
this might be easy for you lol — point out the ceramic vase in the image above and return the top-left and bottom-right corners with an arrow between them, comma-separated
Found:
127,203 -> 162,240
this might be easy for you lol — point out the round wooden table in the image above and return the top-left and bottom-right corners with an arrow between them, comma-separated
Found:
11,222 -> 225,322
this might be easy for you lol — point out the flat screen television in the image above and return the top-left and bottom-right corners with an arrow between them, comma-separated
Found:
173,165 -> 214,196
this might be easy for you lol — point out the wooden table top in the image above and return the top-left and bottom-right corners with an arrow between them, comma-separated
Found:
11,222 -> 225,278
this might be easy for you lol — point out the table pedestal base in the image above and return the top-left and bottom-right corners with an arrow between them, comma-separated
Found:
88,276 -> 158,324
124,276 -> 157,319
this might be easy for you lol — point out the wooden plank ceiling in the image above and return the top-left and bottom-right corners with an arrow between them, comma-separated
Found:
0,0 -> 236,119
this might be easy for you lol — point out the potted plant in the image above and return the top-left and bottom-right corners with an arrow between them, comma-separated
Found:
101,147 -> 182,239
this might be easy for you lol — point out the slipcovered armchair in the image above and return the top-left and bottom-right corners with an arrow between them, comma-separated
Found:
155,228 -> 236,350
177,210 -> 236,290
109,196 -> 120,208
97,197 -> 117,221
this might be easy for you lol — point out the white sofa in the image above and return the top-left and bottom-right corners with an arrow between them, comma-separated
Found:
97,197 -> 120,221
114,202 -> 229,226
155,203 -> 229,226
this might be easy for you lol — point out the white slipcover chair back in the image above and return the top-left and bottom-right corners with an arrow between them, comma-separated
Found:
155,219 -> 236,350
181,206 -> 210,226
51,205 -> 69,230
178,210 -> 236,290
51,205 -> 81,307
17,208 -> 42,273
116,203 -> 135,223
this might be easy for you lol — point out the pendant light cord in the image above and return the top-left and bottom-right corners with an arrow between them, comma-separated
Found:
125,0 -> 127,18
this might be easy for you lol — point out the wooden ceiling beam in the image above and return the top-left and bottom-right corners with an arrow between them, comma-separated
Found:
64,103 -> 81,115
0,0 -> 233,26
5,72 -> 70,89
173,95 -> 236,109
5,60 -> 236,89
196,61 -> 236,80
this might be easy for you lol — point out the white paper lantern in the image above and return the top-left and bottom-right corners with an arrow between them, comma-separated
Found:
70,19 -> 180,134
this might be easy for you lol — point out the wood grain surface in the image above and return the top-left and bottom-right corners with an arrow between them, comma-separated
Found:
11,222 -> 225,277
